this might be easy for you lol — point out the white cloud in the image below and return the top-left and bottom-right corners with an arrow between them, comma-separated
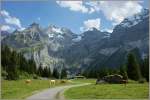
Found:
86,1 -> 143,24
1,25 -> 11,31
1,10 -> 9,17
56,1 -> 88,13
0,10 -> 24,31
89,7 -> 95,14
5,17 -> 22,28
80,18 -> 100,32
56,1 -> 143,29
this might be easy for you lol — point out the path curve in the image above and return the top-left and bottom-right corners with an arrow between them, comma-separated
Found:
26,83 -> 90,100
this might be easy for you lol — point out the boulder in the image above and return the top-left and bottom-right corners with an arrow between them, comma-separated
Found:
96,74 -> 124,84
96,79 -> 106,84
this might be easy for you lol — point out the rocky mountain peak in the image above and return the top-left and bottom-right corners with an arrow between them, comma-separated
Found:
30,22 -> 40,28
27,22 -> 41,33
13,29 -> 20,34
119,8 -> 149,28
82,27 -> 108,39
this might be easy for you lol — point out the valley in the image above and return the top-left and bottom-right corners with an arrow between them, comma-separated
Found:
1,1 -> 149,100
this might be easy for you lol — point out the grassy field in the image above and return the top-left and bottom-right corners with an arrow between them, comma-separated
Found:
64,81 -> 149,99
1,79 -> 71,99
2,78 -> 149,99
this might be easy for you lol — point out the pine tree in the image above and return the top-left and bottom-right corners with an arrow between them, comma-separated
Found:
98,68 -> 109,78
119,66 -> 128,80
82,69 -> 89,78
1,45 -> 11,71
18,53 -> 28,72
37,64 -> 43,76
141,56 -> 149,81
7,51 -> 19,80
48,67 -> 51,78
1,45 -> 39,80
53,68 -> 59,79
127,53 -> 142,81
61,68 -> 67,79
28,57 -> 36,74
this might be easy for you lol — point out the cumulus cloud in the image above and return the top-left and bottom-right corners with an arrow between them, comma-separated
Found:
5,17 -> 22,28
1,25 -> 11,31
56,1 -> 143,29
1,10 -> 9,17
80,18 -> 100,32
86,1 -> 143,24
0,10 -> 24,32
56,1 -> 88,13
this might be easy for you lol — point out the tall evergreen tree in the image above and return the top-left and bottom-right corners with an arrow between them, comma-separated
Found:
97,67 -> 109,78
42,67 -> 49,77
1,45 -> 11,71
61,68 -> 67,79
53,68 -> 59,79
48,67 -> 51,78
37,64 -> 43,76
141,56 -> 149,81
127,53 -> 142,81
28,56 -> 36,74
119,65 -> 128,80
6,51 -> 19,80
18,53 -> 28,72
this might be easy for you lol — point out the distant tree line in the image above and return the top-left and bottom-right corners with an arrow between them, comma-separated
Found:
37,64 -> 67,79
82,52 -> 149,82
1,45 -> 67,80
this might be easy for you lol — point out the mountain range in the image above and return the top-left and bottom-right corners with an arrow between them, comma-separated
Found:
1,9 -> 149,74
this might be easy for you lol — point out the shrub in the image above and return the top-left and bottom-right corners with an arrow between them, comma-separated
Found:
60,80 -> 67,83
2,70 -> 8,79
19,71 -> 32,79
138,78 -> 146,83
33,74 -> 38,79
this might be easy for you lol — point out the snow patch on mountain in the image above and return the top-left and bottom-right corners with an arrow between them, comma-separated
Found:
120,9 -> 149,28
48,34 -> 54,38
72,36 -> 82,42
51,27 -> 63,34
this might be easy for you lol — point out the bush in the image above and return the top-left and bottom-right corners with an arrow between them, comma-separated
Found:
60,80 -> 67,83
33,74 -> 38,79
1,70 -> 8,79
19,71 -> 31,79
138,78 -> 146,83
6,69 -> 19,80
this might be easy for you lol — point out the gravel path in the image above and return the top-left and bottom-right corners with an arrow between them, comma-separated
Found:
26,83 -> 90,100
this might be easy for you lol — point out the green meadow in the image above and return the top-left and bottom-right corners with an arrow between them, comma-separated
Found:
1,79 -> 70,99
1,78 -> 149,99
64,80 -> 149,99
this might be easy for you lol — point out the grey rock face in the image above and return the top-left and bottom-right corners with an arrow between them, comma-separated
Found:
1,23 -> 77,72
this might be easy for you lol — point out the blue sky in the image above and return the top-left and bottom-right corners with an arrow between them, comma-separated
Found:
1,0 -> 149,34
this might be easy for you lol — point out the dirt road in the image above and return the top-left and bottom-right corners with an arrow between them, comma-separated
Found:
26,83 -> 90,100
